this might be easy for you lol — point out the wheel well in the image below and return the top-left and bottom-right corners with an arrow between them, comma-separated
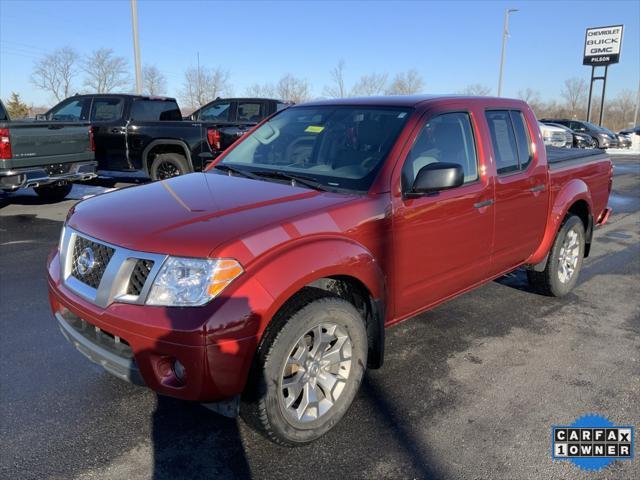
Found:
145,143 -> 189,172
264,276 -> 385,370
567,199 -> 593,257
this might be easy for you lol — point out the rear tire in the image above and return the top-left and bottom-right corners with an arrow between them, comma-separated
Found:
527,214 -> 585,297
149,153 -> 190,181
241,296 -> 368,446
33,182 -> 73,202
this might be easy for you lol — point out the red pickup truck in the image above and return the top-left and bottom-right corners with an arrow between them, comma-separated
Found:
48,96 -> 612,445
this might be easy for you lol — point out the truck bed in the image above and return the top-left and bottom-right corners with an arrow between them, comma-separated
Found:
547,146 -> 611,227
546,146 -> 607,168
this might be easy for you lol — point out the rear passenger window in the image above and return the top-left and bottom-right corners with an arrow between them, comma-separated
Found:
237,102 -> 262,122
130,100 -> 182,121
402,112 -> 478,190
91,98 -> 123,121
485,109 -> 532,175
510,111 -> 532,170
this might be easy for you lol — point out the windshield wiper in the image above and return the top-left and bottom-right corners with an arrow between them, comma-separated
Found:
253,170 -> 331,192
213,164 -> 261,180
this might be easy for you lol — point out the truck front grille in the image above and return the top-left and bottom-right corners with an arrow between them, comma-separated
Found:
61,227 -> 167,308
127,259 -> 154,296
71,236 -> 115,289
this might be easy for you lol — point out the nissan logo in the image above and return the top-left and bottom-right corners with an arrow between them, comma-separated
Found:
77,247 -> 96,275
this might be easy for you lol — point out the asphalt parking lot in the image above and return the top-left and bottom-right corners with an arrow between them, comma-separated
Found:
1,155 -> 638,480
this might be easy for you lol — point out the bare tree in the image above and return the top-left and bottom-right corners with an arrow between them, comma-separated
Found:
610,89 -> 635,129
30,46 -> 80,102
142,65 -> 167,95
351,73 -> 388,96
275,74 -> 311,103
386,69 -> 424,95
517,87 -> 540,104
180,66 -> 231,109
323,60 -> 347,98
82,48 -> 130,93
517,87 -> 543,114
245,83 -> 277,98
560,77 -> 587,118
461,84 -> 492,96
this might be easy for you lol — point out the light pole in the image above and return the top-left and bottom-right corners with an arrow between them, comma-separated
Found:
131,0 -> 143,94
497,8 -> 518,97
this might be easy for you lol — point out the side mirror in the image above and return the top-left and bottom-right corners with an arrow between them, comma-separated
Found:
409,162 -> 464,196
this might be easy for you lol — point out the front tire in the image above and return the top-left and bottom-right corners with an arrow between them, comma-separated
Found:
242,296 -> 368,446
527,214 -> 585,297
33,182 -> 73,202
149,153 -> 190,181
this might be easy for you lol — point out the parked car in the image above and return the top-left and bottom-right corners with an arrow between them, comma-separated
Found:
0,100 -> 96,201
605,128 -> 631,149
49,96 -> 612,445
187,97 -> 288,158
539,121 -> 571,148
542,122 -> 596,149
618,126 -> 638,149
540,118 -> 619,149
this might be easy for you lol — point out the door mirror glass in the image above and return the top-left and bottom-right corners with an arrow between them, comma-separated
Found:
410,162 -> 464,195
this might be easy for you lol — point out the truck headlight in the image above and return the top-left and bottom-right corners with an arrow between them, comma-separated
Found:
146,257 -> 243,306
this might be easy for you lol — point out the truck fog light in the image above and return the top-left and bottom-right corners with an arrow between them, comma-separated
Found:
173,360 -> 186,382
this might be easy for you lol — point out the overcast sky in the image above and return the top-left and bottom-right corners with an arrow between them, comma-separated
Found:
1,0 -> 638,107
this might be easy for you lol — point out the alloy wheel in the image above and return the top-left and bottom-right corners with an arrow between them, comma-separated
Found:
156,161 -> 181,180
279,323 -> 352,424
557,228 -> 580,283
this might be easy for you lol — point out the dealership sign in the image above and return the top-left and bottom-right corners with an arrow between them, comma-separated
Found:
583,25 -> 624,65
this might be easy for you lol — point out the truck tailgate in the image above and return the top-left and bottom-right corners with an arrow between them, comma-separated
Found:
6,122 -> 92,169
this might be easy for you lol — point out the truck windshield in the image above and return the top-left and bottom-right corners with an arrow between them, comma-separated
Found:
218,106 -> 411,192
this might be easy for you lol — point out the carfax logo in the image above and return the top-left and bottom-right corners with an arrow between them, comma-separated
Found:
552,414 -> 634,471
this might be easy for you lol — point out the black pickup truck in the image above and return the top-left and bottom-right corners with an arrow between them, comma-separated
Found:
187,97 -> 287,157
43,95 -> 286,180
1,100 -> 96,201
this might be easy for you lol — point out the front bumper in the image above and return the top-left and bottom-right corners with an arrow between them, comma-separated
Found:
0,161 -> 97,190
48,249 -> 261,402
56,308 -> 144,385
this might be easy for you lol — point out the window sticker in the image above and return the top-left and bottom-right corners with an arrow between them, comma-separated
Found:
305,125 -> 325,133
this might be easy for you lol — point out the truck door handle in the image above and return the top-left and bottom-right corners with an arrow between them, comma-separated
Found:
110,128 -> 125,134
474,199 -> 493,208
529,184 -> 545,193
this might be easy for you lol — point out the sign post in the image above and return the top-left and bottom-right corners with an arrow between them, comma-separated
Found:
583,25 -> 623,125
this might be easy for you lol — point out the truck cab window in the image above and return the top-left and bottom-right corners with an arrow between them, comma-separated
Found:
486,110 -> 533,175
49,98 -> 90,121
402,112 -> 478,190
199,102 -> 231,121
485,110 -> 519,175
237,102 -> 263,122
91,98 -> 123,121
510,111 -> 533,170
130,100 -> 181,121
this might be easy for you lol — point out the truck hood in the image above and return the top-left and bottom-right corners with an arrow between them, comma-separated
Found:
68,172 -> 356,258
